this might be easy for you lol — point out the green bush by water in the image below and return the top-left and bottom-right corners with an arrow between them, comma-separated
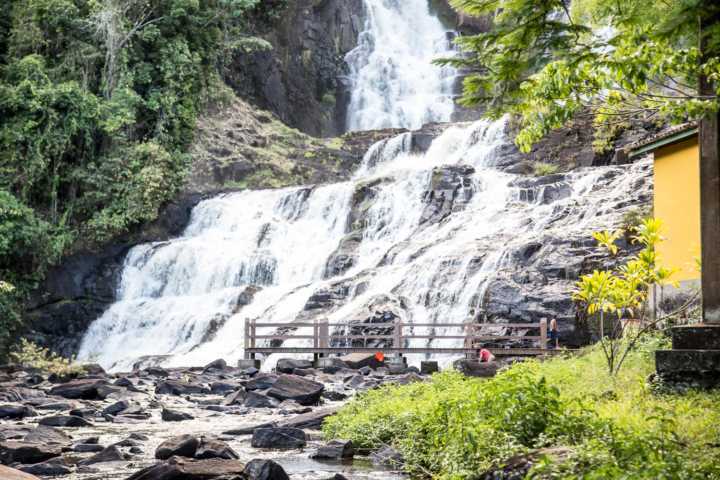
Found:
323,338 -> 720,479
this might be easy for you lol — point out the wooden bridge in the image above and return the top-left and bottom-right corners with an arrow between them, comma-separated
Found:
243,318 -> 552,360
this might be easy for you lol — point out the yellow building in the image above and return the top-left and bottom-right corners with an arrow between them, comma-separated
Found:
625,123 -> 700,284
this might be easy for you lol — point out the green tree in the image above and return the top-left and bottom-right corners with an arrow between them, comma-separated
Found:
445,0 -> 720,323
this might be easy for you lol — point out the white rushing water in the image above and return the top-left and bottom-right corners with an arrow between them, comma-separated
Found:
78,117 -> 650,371
77,2 -> 651,371
345,0 -> 457,131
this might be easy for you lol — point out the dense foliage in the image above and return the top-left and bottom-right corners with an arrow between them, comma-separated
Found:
324,338 -> 720,479
0,0 -> 285,355
443,0 -> 720,152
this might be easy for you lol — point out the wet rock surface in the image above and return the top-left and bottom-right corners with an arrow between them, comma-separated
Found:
0,360 -> 419,479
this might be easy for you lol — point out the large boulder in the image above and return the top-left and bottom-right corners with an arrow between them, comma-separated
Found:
126,456 -> 246,480
243,391 -> 280,409
266,375 -> 323,406
0,465 -> 42,480
250,428 -> 306,449
453,359 -> 500,378
48,379 -> 108,399
0,441 -> 62,464
243,459 -> 289,480
155,435 -> 200,460
19,459 -> 72,477
23,426 -> 72,447
244,374 -> 278,391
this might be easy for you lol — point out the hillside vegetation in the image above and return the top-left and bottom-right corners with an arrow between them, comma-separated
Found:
0,0 -> 285,355
324,337 -> 720,479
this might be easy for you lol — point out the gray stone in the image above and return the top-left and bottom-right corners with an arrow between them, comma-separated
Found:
0,441 -> 62,464
19,459 -> 72,476
243,459 -> 289,480
0,405 -> 37,419
311,439 -> 354,459
155,435 -> 199,460
161,408 -> 194,422
337,352 -> 384,370
48,379 -> 108,400
79,445 -> 126,465
267,375 -> 324,406
38,415 -> 92,427
0,465 -> 44,480
243,391 -> 280,409
155,380 -> 210,396
195,438 -> 239,460
371,445 -> 405,467
276,358 -> 313,374
250,428 -> 306,449
126,456 -> 246,480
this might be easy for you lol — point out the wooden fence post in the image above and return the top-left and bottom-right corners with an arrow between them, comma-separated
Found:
540,318 -> 548,351
319,318 -> 329,354
243,319 -> 250,359
394,319 -> 402,353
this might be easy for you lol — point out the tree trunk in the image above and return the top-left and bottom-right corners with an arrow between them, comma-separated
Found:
699,9 -> 720,324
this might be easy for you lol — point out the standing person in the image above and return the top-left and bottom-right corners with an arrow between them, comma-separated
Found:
549,318 -> 559,349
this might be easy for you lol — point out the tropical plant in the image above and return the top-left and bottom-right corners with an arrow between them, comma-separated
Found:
532,161 -> 559,176
573,218 -> 689,375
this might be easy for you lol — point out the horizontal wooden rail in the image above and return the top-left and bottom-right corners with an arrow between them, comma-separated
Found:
243,318 -> 550,360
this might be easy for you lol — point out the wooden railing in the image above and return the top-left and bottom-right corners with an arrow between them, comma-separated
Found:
243,318 -> 549,359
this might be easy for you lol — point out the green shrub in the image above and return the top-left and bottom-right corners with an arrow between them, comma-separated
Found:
324,340 -> 720,479
533,162 -> 559,176
10,338 -> 84,376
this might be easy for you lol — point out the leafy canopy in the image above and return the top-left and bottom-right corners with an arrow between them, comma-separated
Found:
443,0 -> 720,152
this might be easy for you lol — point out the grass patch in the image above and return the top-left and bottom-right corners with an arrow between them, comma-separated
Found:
533,162 -> 560,176
323,336 -> 720,479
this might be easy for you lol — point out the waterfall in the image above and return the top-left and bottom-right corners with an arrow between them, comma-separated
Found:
345,0 -> 457,131
77,4 -> 652,371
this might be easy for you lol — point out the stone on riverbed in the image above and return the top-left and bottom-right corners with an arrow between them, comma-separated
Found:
155,435 -> 200,460
79,445 -> 127,465
311,439 -> 354,459
0,405 -> 37,419
338,352 -> 384,369
19,459 -> 72,476
126,456 -> 246,480
245,374 -> 278,391
267,374 -> 323,406
38,414 -> 93,427
0,441 -> 62,464
195,438 -> 239,460
453,359 -> 500,378
251,428 -> 306,449
276,358 -> 313,374
24,426 -> 71,447
161,408 -> 194,422
155,379 -> 210,396
243,391 -> 280,409
371,445 -> 405,467
49,379 -> 109,400
0,465 -> 42,480
243,459 -> 289,480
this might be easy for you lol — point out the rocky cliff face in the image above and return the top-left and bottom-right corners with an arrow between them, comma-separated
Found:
224,0 -> 365,137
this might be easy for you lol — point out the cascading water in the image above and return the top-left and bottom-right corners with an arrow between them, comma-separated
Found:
77,3 -> 652,371
78,117 -> 651,371
345,0 -> 458,131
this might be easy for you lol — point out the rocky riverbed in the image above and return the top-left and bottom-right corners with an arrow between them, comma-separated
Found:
0,354 -> 424,480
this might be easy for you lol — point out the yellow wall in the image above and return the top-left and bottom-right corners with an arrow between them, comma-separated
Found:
653,137 -> 701,282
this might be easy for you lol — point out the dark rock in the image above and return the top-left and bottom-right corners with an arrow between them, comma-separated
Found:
103,400 -> 131,416
243,458 -> 289,480
250,428 -> 306,449
74,443 -> 106,453
311,439 -> 354,459
0,441 -> 62,464
0,405 -> 37,419
358,366 -> 371,376
210,381 -> 239,394
161,408 -> 194,422
202,359 -> 227,372
315,357 -> 349,374
155,435 -> 200,460
276,407 -> 339,430
35,401 -> 75,411
79,445 -> 125,465
322,390 -> 348,402
19,459 -> 72,476
276,358 -> 313,374
222,389 -> 247,406
156,380 -> 210,396
48,379 -> 108,400
69,407 -> 97,418
453,360 -> 500,378
0,387 -> 45,403
38,415 -> 93,427
0,465 -> 43,480
337,353 -> 384,370
371,445 -> 405,467
145,366 -> 170,377
23,426 -> 71,446
266,375 -> 324,406
243,391 -> 280,409
245,374 -> 278,391
126,456 -> 246,480
195,438 -> 239,460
